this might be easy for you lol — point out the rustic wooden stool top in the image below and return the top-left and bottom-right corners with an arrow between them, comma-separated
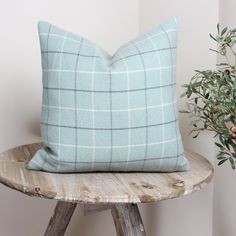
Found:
0,142 -> 213,236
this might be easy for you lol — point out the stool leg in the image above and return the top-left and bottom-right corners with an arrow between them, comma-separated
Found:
111,203 -> 146,236
44,201 -> 77,236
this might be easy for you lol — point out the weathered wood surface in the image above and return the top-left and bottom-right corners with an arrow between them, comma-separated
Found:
81,203 -> 112,215
0,142 -> 213,203
111,204 -> 146,236
44,201 -> 77,236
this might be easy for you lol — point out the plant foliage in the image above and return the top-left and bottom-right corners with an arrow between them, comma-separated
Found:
180,24 -> 236,169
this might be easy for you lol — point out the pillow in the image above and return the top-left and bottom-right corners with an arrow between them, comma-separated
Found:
28,17 -> 190,172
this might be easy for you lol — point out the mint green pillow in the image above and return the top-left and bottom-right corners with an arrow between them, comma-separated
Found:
28,17 -> 190,172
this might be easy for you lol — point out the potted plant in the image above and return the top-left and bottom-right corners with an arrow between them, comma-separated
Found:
180,24 -> 236,169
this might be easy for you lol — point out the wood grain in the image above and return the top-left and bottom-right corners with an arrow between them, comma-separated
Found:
44,201 -> 77,236
82,203 -> 112,215
0,142 -> 213,203
111,204 -> 146,236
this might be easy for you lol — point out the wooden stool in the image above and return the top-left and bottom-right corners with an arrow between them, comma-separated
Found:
0,143 -> 213,236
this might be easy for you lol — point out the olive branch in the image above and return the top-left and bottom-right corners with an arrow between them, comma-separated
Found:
180,24 -> 236,169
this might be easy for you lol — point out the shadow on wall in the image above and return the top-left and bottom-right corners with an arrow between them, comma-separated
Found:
28,116 -> 41,138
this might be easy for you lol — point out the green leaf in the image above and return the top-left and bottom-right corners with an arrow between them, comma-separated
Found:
218,158 -> 228,166
209,34 -> 217,42
228,139 -> 236,148
219,135 -> 225,144
225,142 -> 230,150
215,142 -> 223,148
192,132 -> 200,138
217,23 -> 220,34
216,63 -> 229,66
233,79 -> 236,87
232,152 -> 236,159
205,93 -> 210,99
209,48 -> 220,54
221,27 -> 228,36
229,157 -> 235,169
187,90 -> 192,98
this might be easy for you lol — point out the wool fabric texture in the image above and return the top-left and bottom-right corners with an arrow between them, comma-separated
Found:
28,18 -> 190,172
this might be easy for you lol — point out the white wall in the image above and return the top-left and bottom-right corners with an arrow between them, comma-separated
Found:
0,0 -> 226,236
139,0 -> 218,235
0,1 -> 139,235
213,1 -> 236,235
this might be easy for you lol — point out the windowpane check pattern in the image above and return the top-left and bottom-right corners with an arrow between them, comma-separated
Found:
28,18 -> 190,172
